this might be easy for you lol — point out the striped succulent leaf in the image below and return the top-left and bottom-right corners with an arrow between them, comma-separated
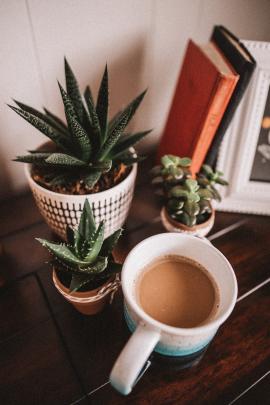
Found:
90,160 -> 112,171
78,199 -> 96,240
109,89 -> 147,131
11,59 -> 151,189
69,257 -> 108,291
109,130 -> 152,159
36,239 -> 89,267
45,153 -> 86,166
13,153 -> 51,165
98,106 -> 131,161
8,105 -> 70,152
68,115 -> 92,161
64,57 -> 85,124
84,85 -> 101,146
43,108 -> 69,134
116,154 -> 146,166
36,199 -> 122,292
82,221 -> 105,264
14,100 -> 68,136
58,82 -> 81,136
82,171 -> 101,188
96,64 -> 108,140
78,256 -> 108,273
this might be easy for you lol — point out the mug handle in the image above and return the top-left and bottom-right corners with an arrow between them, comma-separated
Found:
110,323 -> 160,395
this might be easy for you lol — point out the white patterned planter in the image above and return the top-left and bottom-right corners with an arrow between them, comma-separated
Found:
160,206 -> 215,238
25,162 -> 137,240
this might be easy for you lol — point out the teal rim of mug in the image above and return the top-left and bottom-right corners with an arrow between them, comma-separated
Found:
123,303 -> 213,357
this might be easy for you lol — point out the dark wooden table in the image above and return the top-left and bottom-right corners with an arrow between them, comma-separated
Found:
0,168 -> 269,405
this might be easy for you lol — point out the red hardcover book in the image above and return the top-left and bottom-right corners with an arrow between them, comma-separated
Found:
157,40 -> 239,175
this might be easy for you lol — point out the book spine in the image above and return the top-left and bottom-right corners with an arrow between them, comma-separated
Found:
190,75 -> 238,175
205,66 -> 255,167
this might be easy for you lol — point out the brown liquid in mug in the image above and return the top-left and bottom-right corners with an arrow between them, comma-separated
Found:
137,255 -> 219,328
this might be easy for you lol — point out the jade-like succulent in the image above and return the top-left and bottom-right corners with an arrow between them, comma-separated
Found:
168,178 -> 213,226
196,164 -> 229,202
152,155 -> 228,227
36,199 -> 122,292
151,155 -> 192,192
10,59 -> 151,190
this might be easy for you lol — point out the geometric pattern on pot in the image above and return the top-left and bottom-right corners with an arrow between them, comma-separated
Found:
25,162 -> 137,240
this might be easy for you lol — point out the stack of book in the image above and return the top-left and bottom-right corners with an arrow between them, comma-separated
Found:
157,26 -> 256,174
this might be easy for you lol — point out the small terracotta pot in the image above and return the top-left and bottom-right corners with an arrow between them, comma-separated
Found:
52,270 -> 116,315
160,206 -> 215,237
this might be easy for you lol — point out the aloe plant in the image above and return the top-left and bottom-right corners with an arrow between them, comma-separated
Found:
152,155 -> 228,227
36,199 -> 122,292
10,59 -> 151,190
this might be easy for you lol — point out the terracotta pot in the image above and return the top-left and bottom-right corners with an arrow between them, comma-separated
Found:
160,206 -> 215,237
52,270 -> 118,315
24,143 -> 137,240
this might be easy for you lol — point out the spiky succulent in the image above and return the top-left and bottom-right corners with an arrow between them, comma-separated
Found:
10,58 -> 151,190
152,155 -> 228,227
36,199 -> 122,292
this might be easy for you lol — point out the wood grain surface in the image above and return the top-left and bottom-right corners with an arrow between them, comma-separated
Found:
0,175 -> 269,405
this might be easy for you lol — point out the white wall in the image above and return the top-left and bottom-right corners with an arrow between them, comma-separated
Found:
1,0 -> 270,200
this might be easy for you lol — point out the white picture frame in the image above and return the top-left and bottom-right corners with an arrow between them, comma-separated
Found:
216,40 -> 270,215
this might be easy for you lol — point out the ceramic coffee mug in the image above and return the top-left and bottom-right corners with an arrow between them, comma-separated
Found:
110,233 -> 238,395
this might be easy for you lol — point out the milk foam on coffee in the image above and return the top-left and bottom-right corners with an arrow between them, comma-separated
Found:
137,255 -> 220,328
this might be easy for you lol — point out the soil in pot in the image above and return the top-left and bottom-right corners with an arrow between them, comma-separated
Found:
54,269 -> 115,315
32,163 -> 131,195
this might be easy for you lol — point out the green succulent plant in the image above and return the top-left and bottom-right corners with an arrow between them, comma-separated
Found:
10,58 -> 151,190
151,155 -> 192,190
36,199 -> 122,292
168,178 -> 213,226
152,155 -> 228,227
197,164 -> 228,202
